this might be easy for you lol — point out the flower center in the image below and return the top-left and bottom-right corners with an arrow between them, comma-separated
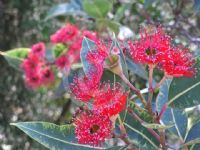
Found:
145,48 -> 156,56
44,70 -> 50,78
31,77 -> 38,81
90,124 -> 100,134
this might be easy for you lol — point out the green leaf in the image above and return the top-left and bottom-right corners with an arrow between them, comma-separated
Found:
124,114 -> 160,150
144,0 -> 154,8
106,20 -> 120,34
53,44 -> 67,58
168,57 -> 200,109
80,37 -> 97,77
46,2 -> 86,20
185,121 -> 200,146
0,48 -> 30,71
110,36 -> 128,78
189,143 -> 200,150
114,3 -> 131,21
123,100 -> 157,150
11,122 -> 124,150
83,0 -> 112,18
45,49 -> 55,63
194,0 -> 200,13
126,57 -> 148,80
156,79 -> 188,140
141,122 -> 174,129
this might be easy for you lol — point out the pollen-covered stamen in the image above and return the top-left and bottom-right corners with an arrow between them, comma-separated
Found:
43,70 -> 51,78
145,48 -> 156,56
93,83 -> 127,117
90,125 -> 100,134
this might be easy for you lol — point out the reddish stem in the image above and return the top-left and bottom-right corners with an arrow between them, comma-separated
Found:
120,73 -> 147,107
158,103 -> 168,120
154,73 -> 168,90
147,65 -> 154,114
127,107 -> 161,143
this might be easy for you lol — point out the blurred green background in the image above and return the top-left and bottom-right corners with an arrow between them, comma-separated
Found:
0,0 -> 200,149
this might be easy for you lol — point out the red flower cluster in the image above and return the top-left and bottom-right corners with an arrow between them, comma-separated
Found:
74,111 -> 112,146
21,24 -> 99,89
129,26 -> 196,77
51,24 -> 98,71
71,40 -> 127,146
71,78 -> 127,117
22,42 -> 54,88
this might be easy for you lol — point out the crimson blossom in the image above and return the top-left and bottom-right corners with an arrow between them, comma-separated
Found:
128,26 -> 171,65
128,26 -> 196,77
93,83 -> 127,117
74,111 -> 112,146
161,46 -> 196,77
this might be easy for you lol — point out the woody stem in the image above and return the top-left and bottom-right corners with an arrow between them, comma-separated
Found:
154,73 -> 168,90
120,73 -> 147,107
147,65 -> 154,114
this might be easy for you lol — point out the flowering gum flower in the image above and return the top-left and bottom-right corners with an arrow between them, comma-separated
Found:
70,74 -> 100,102
22,54 -> 43,74
31,42 -> 45,58
82,30 -> 98,42
40,68 -> 54,85
129,26 -> 171,65
74,111 -> 112,146
50,24 -> 79,44
86,41 -> 108,77
55,54 -> 69,69
93,83 -> 127,117
25,73 -> 41,89
161,46 -> 196,77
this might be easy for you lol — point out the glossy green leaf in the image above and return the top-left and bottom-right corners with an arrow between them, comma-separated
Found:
45,49 -> 55,63
0,48 -> 30,71
80,37 -> 97,77
168,57 -> 200,109
11,122 -> 124,150
144,0 -> 154,8
124,116 -> 159,149
156,79 -> 187,139
114,3 -> 131,21
194,0 -> 200,13
126,57 -> 148,80
83,0 -> 112,18
46,2 -> 86,20
185,121 -> 200,146
142,122 -> 174,129
106,20 -> 120,34
10,122 -> 93,149
124,105 -> 159,150
52,43 -> 67,58
110,36 -> 128,78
